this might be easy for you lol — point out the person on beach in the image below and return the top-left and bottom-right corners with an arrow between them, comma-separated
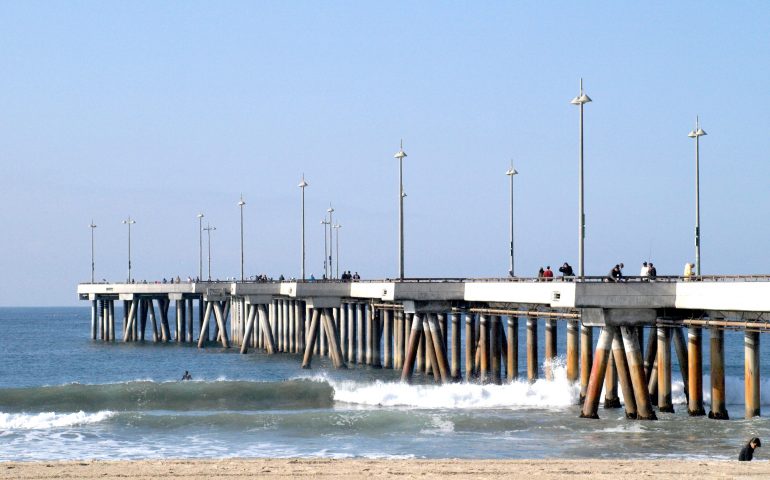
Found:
181,371 -> 192,381
739,437 -> 761,461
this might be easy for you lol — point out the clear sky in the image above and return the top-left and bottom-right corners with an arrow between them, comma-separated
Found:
1,2 -> 769,306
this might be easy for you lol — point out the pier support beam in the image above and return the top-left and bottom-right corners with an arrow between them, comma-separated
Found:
240,305 -> 257,354
383,309 -> 393,369
301,309 -> 321,369
745,331 -> 761,419
620,326 -> 656,420
657,327 -> 674,413
356,303 -> 365,364
322,308 -> 347,369
450,312 -> 461,380
490,316 -> 501,385
259,304 -> 276,354
91,299 -> 97,340
672,327 -> 689,403
428,314 -> 451,384
196,302 -> 214,348
422,317 -> 440,384
566,320 -> 579,383
465,313 -> 475,382
347,303 -> 356,364
687,327 -> 706,416
612,335 -> 637,419
479,314 -> 489,383
401,313 -> 423,383
527,318 -> 538,383
506,316 -> 518,382
580,325 -> 593,403
580,327 -> 614,419
545,318 -> 557,381
603,356 -> 621,409
708,327 -> 729,419
372,307 -> 382,369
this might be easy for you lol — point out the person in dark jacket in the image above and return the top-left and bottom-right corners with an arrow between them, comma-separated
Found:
608,264 -> 622,282
739,437 -> 761,461
559,263 -> 574,277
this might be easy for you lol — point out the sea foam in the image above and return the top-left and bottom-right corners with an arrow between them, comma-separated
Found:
0,410 -> 114,430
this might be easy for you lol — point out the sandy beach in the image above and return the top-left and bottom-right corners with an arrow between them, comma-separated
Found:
3,459 -> 769,479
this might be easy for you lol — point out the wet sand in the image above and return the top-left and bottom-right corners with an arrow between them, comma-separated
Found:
3,458 -> 769,479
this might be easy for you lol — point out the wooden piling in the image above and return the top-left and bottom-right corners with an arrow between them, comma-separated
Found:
620,326 -> 656,420
657,327 -> 674,413
687,327 -> 705,416
580,327 -> 614,419
580,325 -> 592,403
708,327 -> 729,419
527,318 -> 538,383
745,331 -> 760,418
506,316 -> 518,382
566,320 -> 579,383
545,318 -> 557,381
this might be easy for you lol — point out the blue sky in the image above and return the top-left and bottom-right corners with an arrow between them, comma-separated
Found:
1,2 -> 769,305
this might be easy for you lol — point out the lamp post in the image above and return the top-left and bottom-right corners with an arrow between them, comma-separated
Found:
89,221 -> 97,283
321,219 -> 331,278
238,196 -> 246,281
203,223 -> 216,281
570,79 -> 591,279
394,140 -> 407,280
327,205 -> 334,279
333,223 -> 342,279
122,216 -> 136,283
197,213 -> 204,281
505,162 -> 518,276
688,116 -> 707,276
298,176 -> 309,280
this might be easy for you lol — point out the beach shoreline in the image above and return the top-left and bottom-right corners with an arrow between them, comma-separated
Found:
3,458 -> 769,479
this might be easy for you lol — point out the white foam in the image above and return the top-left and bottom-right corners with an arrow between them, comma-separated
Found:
330,361 -> 579,409
0,411 -> 114,430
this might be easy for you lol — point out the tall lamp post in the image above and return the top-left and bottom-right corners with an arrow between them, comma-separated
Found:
505,162 -> 518,276
333,223 -> 342,279
327,205 -> 334,279
570,79 -> 591,279
89,221 -> 97,283
238,196 -> 246,281
197,213 -> 204,281
394,140 -> 407,280
203,223 -> 216,281
122,216 -> 136,283
688,116 -> 707,276
298,176 -> 309,280
321,219 -> 331,278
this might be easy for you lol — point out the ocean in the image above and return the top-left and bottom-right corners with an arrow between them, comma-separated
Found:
1,306 -> 769,461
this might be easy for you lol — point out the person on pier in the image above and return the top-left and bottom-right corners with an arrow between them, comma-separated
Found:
559,262 -> 574,278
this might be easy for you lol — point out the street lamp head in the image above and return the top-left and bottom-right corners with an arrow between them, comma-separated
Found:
122,218 -> 135,225
394,139 -> 407,159
689,116 -> 707,138
402,191 -> 407,198
327,205 -> 334,214
197,213 -> 204,219
90,222 -> 97,228
298,178 -> 309,188
570,79 -> 592,105
238,196 -> 246,207
333,224 -> 341,229
505,167 -> 518,176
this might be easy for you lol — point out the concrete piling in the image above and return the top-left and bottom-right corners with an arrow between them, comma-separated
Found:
490,316 -> 501,385
383,309 -> 393,369
580,327 -> 614,419
708,327 -> 729,419
301,309 -> 321,369
428,314 -> 451,383
545,318 -> 557,381
745,331 -> 760,418
672,327 -> 689,403
611,334 -> 637,419
580,325 -> 593,403
566,320 -> 578,383
356,303 -> 365,364
401,313 -> 423,383
479,314 -> 489,383
451,312 -> 461,380
465,313 -> 475,382
620,326 -> 656,420
687,327 -> 705,416
603,356 -> 621,409
527,318 -> 538,383
657,327 -> 673,413
506,316 -> 518,382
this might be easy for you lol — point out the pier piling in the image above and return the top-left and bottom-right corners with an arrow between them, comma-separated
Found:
580,327 -> 614,419
687,327 -> 705,416
745,331 -> 760,418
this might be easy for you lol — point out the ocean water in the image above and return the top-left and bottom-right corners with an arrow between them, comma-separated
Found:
1,306 -> 770,461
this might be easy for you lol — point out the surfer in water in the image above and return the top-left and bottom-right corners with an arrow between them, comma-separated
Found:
181,370 -> 192,381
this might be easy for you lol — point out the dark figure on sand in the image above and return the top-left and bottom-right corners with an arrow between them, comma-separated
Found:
739,437 -> 761,461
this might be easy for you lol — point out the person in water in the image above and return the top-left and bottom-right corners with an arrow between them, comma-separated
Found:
739,437 -> 761,461
181,371 -> 192,381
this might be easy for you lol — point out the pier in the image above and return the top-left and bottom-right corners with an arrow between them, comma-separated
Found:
78,275 -> 770,420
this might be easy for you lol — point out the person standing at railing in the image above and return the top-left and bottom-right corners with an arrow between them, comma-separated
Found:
640,262 -> 650,279
543,266 -> 554,281
608,264 -> 623,282
559,262 -> 574,278
648,263 -> 657,280
683,262 -> 694,281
